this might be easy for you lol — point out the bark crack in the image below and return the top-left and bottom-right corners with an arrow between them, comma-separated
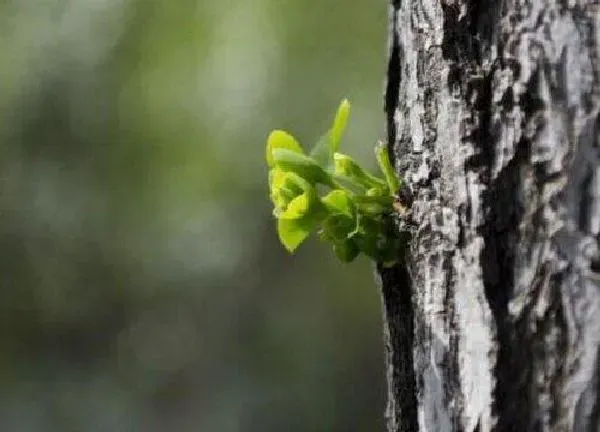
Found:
379,263 -> 419,432
379,2 -> 419,431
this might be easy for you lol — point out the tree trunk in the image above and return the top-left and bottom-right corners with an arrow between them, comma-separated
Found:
380,1 -> 600,431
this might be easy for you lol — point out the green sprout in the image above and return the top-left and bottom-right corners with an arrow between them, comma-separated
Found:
266,99 -> 405,264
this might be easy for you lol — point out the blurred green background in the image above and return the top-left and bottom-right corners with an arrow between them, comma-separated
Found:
0,1 -> 388,430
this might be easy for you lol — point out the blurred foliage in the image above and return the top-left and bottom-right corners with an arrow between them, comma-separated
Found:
0,1 -> 387,431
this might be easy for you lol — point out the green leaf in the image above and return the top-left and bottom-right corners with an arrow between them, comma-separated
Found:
354,194 -> 394,206
333,153 -> 387,191
268,167 -> 285,190
309,99 -> 351,168
269,168 -> 289,209
375,142 -> 400,193
272,148 -> 335,186
308,132 -> 332,169
280,193 -> 310,219
332,239 -> 359,262
320,214 -> 355,241
266,100 -> 404,264
266,130 -> 304,168
365,187 -> 382,196
277,205 -> 326,252
352,217 -> 380,259
354,194 -> 394,215
331,99 -> 350,153
279,170 -> 313,194
269,169 -> 307,212
347,213 -> 365,238
321,189 -> 355,217
277,218 -> 312,252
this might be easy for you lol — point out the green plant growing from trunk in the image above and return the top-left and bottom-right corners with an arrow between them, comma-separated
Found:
266,100 -> 405,264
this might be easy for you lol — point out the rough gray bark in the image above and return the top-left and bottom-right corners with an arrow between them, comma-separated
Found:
380,0 -> 600,431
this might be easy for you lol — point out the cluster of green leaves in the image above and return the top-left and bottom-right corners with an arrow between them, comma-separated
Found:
266,100 -> 404,264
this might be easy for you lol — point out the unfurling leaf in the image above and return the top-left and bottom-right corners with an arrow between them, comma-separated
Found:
310,99 -> 351,168
269,170 -> 310,214
375,142 -> 400,193
331,99 -> 350,153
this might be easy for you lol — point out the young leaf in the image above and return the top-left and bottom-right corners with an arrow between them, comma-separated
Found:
320,213 -> 356,241
321,189 -> 355,218
269,169 -> 308,212
331,99 -> 350,153
351,217 -> 380,259
272,148 -> 335,186
266,130 -> 304,168
308,132 -> 332,169
333,153 -> 387,191
309,99 -> 350,168
269,168 -> 291,209
375,142 -> 400,193
277,205 -> 326,252
277,218 -> 312,252
354,194 -> 394,216
332,238 -> 359,262
279,193 -> 310,219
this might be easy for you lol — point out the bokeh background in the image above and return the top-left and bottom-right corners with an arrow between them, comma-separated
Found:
0,1 -> 388,430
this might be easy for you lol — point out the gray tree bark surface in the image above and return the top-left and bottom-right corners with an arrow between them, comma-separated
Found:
380,1 -> 600,431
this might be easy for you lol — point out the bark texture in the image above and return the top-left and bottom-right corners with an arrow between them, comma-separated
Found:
381,0 -> 600,431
